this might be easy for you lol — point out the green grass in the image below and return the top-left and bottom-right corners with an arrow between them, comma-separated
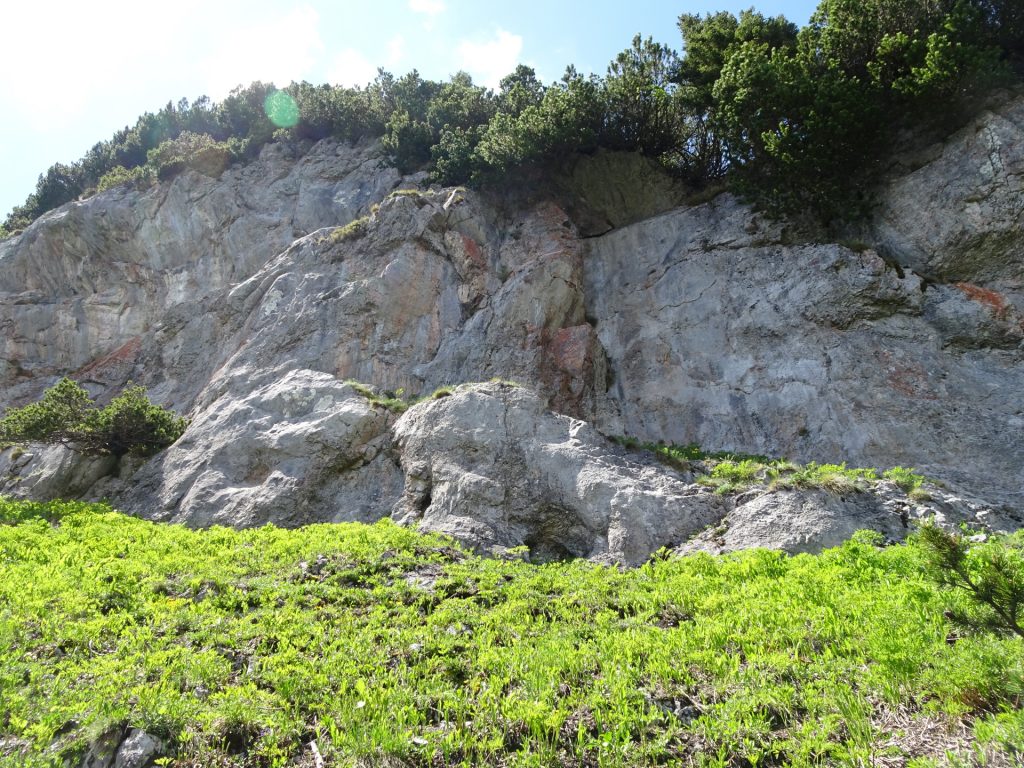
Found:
612,437 -> 928,498
342,380 -> 411,414
325,216 -> 370,245
1,498 -> 1022,767
609,437 -> 770,473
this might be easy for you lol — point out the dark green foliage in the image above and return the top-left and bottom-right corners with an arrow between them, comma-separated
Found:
0,379 -> 186,458
383,109 -> 436,173
95,164 -> 155,193
288,81 -> 385,142
603,35 -> 682,156
6,0 -> 1022,232
496,64 -> 544,115
475,67 -> 605,174
146,131 -> 233,181
918,523 -> 1024,639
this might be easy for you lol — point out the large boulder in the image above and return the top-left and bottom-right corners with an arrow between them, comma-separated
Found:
392,381 -> 725,565
118,370 -> 402,528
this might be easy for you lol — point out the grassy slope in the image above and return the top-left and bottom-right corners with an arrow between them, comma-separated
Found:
0,499 -> 1021,767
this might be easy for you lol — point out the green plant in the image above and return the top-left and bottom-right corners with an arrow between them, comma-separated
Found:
838,239 -> 873,253
96,164 -> 156,193
327,216 -> 370,244
883,466 -> 925,492
342,380 -> 411,413
918,523 -> 1024,639
0,378 -> 186,457
769,462 -> 877,494
146,131 -> 233,181
2,499 -> 1022,766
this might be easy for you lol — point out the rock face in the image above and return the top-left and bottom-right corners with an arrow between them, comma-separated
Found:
872,93 -> 1024,285
584,195 -> 1024,505
392,382 -> 724,565
1,95 -> 1023,559
119,369 -> 401,528
0,138 -> 402,412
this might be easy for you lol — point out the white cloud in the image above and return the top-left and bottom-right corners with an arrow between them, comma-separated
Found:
456,29 -> 523,90
0,0 -> 202,129
327,49 -> 379,88
200,4 -> 324,99
387,35 -> 407,67
328,35 -> 405,87
408,0 -> 445,16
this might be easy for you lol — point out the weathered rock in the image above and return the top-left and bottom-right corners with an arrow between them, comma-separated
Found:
113,729 -> 162,768
164,187 -> 604,420
0,444 -> 117,501
554,150 -> 688,235
585,194 -> 1024,506
679,482 -> 1023,556
679,489 -> 900,555
80,729 -> 122,768
1,95 -> 1023,554
118,369 -> 402,527
871,92 -> 1024,285
392,382 -> 725,565
0,137 -> 402,412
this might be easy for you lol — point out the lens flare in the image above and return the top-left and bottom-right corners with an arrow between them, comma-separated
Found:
264,90 -> 300,129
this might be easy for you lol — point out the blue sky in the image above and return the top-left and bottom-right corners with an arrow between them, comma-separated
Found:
0,0 -> 820,219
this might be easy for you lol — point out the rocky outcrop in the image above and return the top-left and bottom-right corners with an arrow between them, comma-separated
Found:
392,381 -> 724,565
118,369 -> 401,528
0,137 -> 402,412
584,194 -> 1024,506
79,728 -> 162,768
679,483 -> 1020,556
872,93 -> 1024,286
0,377 -> 1018,562
1,95 -> 1022,557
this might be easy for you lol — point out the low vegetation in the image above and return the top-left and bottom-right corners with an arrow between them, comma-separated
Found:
326,216 -> 370,245
6,1 -> 1021,233
612,436 -> 928,498
0,498 -> 1021,767
918,521 -> 1024,639
0,379 -> 186,458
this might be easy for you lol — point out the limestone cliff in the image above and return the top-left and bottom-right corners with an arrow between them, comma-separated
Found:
1,96 -> 1022,562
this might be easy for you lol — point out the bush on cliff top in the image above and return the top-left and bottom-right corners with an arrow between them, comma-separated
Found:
5,0 -> 1020,232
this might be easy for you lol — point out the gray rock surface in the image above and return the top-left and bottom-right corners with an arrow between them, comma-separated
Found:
79,729 -> 122,768
1,95 -> 1023,556
872,92 -> 1024,285
0,137 -> 401,412
585,194 -> 1024,506
392,382 -> 724,565
113,730 -> 162,768
119,369 -> 402,528
679,482 -> 1022,556
0,444 -> 117,501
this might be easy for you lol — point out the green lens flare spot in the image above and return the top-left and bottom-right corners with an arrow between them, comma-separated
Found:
264,90 -> 300,129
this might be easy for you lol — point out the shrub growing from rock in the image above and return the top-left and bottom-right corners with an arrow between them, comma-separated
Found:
0,378 -> 186,458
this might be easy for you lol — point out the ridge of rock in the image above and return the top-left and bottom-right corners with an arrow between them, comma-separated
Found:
1,97 -> 1023,559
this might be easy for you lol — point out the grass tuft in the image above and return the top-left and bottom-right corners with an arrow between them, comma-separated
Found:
614,437 -> 933,500
326,215 -> 370,245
